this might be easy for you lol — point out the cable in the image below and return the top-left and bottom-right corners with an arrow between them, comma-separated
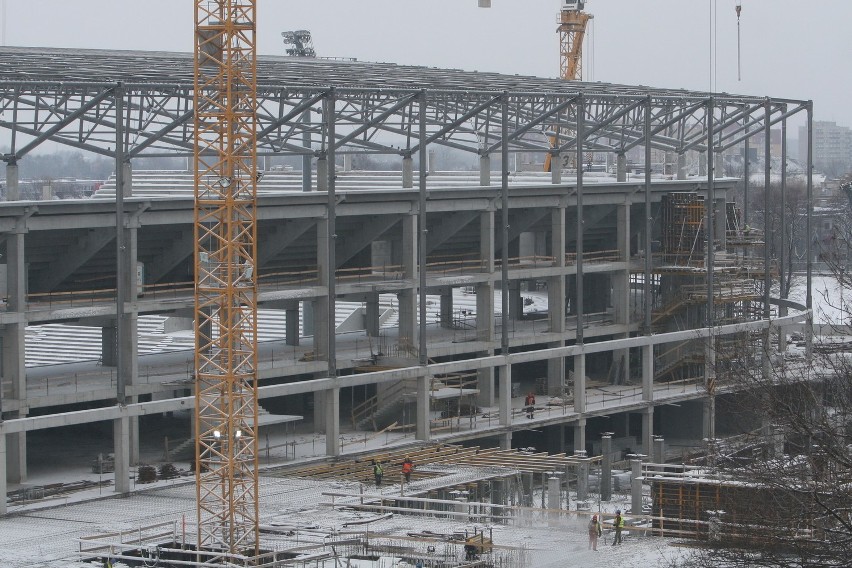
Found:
1,0 -> 6,47
714,0 -> 718,92
709,0 -> 713,92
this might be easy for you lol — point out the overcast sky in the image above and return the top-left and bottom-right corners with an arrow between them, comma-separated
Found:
2,0 -> 850,131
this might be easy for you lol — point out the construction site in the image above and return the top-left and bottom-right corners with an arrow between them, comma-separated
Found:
0,1 -> 822,567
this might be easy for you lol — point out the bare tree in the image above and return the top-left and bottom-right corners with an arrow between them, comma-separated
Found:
749,180 -> 808,299
669,283 -> 852,567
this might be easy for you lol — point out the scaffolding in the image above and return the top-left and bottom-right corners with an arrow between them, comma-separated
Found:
660,192 -> 705,267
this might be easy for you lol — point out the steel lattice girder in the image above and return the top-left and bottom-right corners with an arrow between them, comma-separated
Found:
0,47 -> 808,163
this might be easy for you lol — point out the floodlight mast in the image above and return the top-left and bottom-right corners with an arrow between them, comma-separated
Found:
282,29 -> 316,57
194,0 -> 260,561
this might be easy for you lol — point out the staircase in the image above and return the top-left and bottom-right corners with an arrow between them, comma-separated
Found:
654,340 -> 705,382
351,378 -> 414,431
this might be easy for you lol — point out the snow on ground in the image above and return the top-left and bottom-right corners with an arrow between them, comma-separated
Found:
800,274 -> 852,325
0,472 -> 694,568
1,418 -> 699,568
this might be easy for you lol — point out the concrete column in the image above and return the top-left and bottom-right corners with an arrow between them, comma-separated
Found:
286,305 -> 300,345
476,198 -> 498,419
549,208 -> 566,332
654,436 -> 665,464
479,155 -> 491,187
343,153 -> 353,172
114,415 -> 131,494
714,151 -> 724,178
121,160 -> 133,198
5,428 -> 25,484
365,295 -> 380,337
439,289 -> 453,329
548,207 -> 566,396
317,157 -> 328,192
601,434 -> 613,502
677,153 -> 687,180
615,203 -> 631,310
616,153 -> 627,182
699,152 -> 708,177
499,432 -> 512,450
313,390 -> 326,433
715,198 -> 727,249
612,203 -> 631,386
129,416 -> 139,465
120,226 -> 139,389
547,357 -> 565,398
476,283 -> 494,343
498,362 -> 511,427
664,151 -> 675,177
3,229 -> 27,483
573,354 -> 586,413
641,343 -> 653,402
314,221 -> 330,360
325,387 -> 340,456
770,424 -> 784,458
302,300 -> 314,337
476,365 -> 495,407
611,352 -> 629,386
480,209 -> 495,273
704,338 -> 716,420
416,374 -> 431,441
577,461 -> 589,504
428,149 -> 437,175
521,472 -> 534,507
508,281 -> 522,320
551,153 -> 562,184
0,433 -> 6,514
573,418 -> 586,455
547,476 -> 562,512
703,397 -> 715,441
397,215 -> 418,350
402,156 -> 413,189
302,111 -> 313,192
631,459 -> 643,514
4,162 -> 19,201
101,329 -> 118,367
641,407 -> 654,457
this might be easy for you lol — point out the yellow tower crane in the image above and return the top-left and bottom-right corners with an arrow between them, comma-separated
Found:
558,0 -> 593,82
545,0 -> 593,172
186,1 -> 494,560
193,0 -> 260,559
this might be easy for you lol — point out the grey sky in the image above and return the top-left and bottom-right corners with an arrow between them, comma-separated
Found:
3,0 -> 850,130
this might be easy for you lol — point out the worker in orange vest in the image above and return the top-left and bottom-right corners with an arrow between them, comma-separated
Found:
525,392 -> 536,418
402,457 -> 414,483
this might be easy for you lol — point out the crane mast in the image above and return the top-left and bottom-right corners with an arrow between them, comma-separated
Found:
558,0 -> 592,81
193,0 -> 260,559
546,0 -> 593,172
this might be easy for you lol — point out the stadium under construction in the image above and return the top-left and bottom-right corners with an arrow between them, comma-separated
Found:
0,46 -> 816,566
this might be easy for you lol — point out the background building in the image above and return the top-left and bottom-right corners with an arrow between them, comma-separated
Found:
800,120 -> 852,177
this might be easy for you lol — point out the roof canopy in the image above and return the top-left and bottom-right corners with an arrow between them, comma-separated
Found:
0,46 -> 810,162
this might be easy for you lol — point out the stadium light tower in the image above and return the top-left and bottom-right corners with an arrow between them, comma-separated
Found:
281,30 -> 316,57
